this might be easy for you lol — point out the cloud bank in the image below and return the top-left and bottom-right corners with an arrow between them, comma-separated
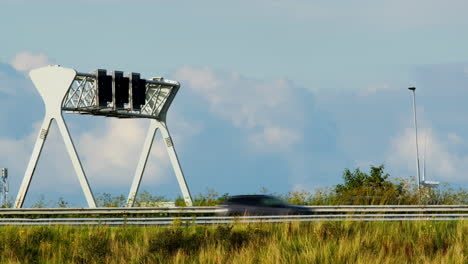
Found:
174,66 -> 306,153
10,52 -> 52,73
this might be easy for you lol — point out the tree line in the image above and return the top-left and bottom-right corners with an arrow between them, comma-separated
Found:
4,165 -> 467,208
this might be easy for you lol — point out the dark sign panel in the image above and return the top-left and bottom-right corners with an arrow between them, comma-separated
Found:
129,73 -> 146,110
113,71 -> 129,109
96,69 -> 112,108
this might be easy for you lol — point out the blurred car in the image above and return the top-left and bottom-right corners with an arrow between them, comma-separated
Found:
218,194 -> 312,216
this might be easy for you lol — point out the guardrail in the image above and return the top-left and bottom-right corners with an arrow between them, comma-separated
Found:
0,206 -> 222,215
0,214 -> 465,226
303,205 -> 468,213
0,205 -> 466,216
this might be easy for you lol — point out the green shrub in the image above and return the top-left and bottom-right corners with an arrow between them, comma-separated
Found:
76,227 -> 111,263
96,193 -> 126,207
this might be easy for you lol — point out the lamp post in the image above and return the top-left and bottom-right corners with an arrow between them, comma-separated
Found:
408,87 -> 421,192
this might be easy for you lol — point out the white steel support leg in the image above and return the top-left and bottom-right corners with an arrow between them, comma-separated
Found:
158,121 -> 193,206
55,115 -> 96,208
14,116 -> 53,208
16,66 -> 98,208
126,120 -> 159,207
14,115 -> 97,208
126,120 -> 193,207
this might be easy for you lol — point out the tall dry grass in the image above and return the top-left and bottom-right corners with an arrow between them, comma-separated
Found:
0,221 -> 465,263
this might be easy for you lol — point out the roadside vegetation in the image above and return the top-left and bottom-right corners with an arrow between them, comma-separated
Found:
0,165 -> 466,263
0,220 -> 465,263
125,165 -> 468,207
97,165 -> 468,207
279,165 -> 467,206
2,165 -> 465,208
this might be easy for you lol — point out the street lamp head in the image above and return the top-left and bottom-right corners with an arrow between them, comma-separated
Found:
408,87 -> 416,91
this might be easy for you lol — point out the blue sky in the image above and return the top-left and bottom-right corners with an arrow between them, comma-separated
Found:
1,0 -> 468,206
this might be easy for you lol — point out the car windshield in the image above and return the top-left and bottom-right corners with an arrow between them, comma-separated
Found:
260,197 -> 287,207
226,196 -> 289,207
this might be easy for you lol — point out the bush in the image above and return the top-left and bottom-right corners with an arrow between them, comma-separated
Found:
77,228 -> 111,263
148,229 -> 186,255
95,193 -> 126,207
193,189 -> 229,206
133,191 -> 168,207
278,165 -> 467,206
334,165 -> 406,205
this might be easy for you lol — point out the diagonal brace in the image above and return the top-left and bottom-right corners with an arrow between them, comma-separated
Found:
126,119 -> 192,207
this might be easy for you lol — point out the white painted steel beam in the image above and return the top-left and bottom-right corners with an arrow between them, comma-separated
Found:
14,117 -> 53,208
126,120 -> 193,207
55,116 -> 96,208
15,66 -> 190,209
158,121 -> 193,206
126,121 -> 159,207
14,66 -> 96,208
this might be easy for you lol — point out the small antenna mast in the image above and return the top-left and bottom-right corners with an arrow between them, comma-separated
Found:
1,168 -> 7,207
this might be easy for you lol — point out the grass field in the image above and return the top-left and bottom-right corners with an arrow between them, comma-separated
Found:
0,220 -> 465,263
1,166 -> 466,263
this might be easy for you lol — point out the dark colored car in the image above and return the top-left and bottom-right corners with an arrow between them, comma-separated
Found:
218,195 -> 311,216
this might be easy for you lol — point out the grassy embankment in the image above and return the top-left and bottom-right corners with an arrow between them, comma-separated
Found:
0,220 -> 466,263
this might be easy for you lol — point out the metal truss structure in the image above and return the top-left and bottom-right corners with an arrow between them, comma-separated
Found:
14,65 -> 193,208
62,73 -> 177,120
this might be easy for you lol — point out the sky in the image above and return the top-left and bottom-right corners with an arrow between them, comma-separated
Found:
0,0 -> 468,206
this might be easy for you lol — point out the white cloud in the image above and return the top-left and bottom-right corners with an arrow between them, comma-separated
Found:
77,116 -> 200,188
0,121 -> 87,197
78,118 -> 170,186
174,66 -> 306,152
0,131 -> 34,177
387,127 -> 468,182
249,126 -> 301,152
10,52 -> 52,73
